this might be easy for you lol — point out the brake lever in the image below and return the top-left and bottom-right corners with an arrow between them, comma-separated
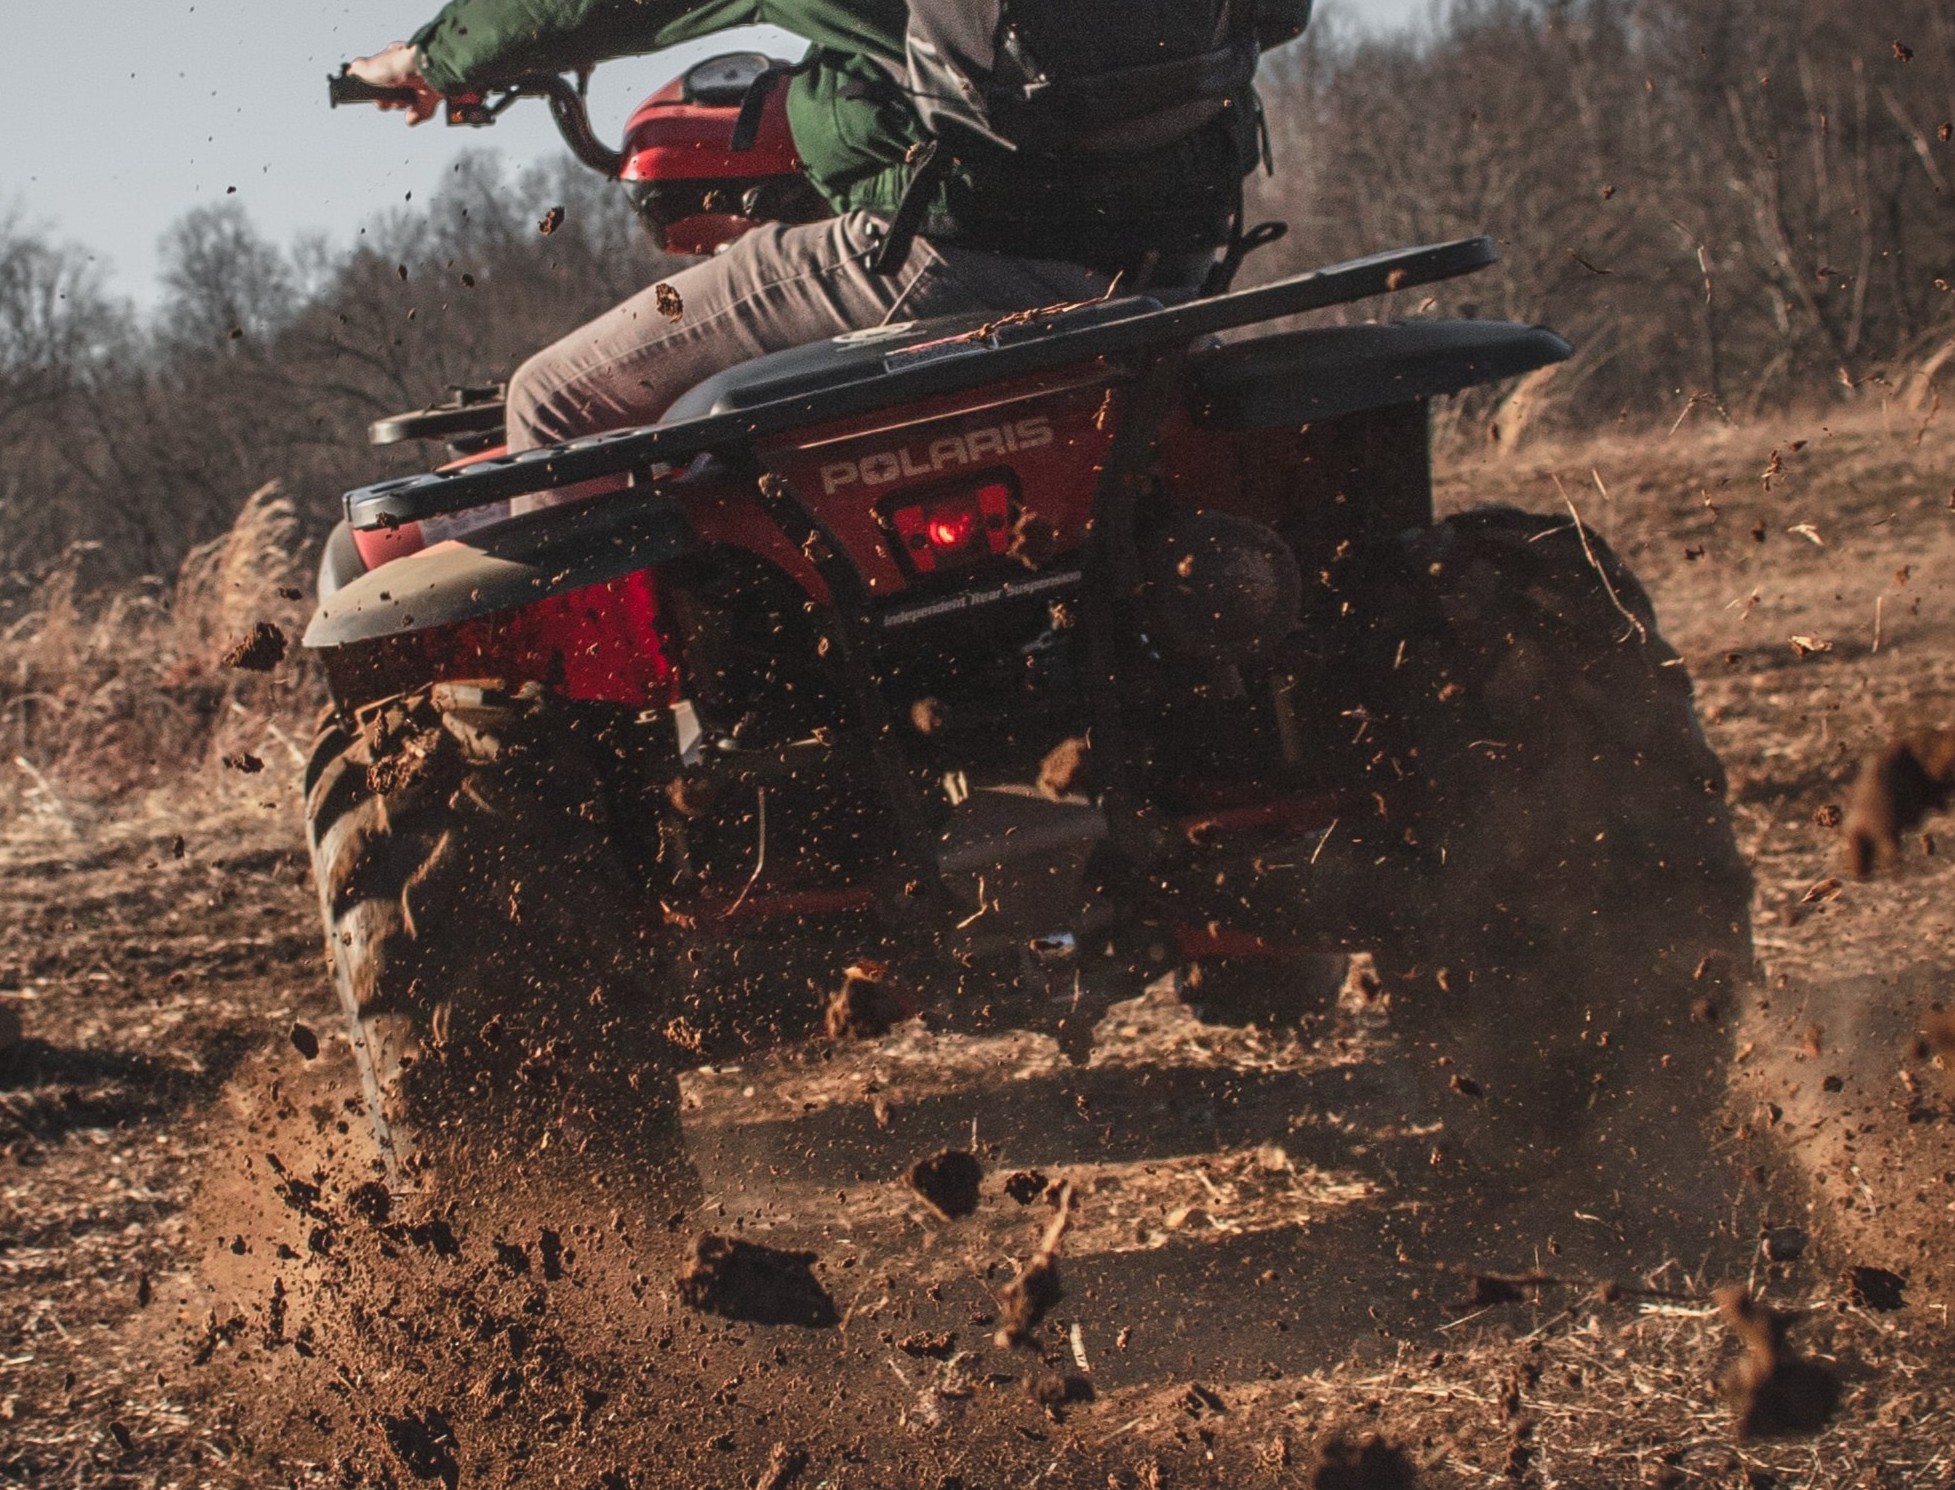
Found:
444,91 -> 507,127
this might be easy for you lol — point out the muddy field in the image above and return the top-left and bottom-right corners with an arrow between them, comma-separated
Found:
5,409 -> 1955,1488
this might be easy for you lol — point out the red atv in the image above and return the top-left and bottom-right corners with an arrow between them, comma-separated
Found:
310,57 -> 1750,1194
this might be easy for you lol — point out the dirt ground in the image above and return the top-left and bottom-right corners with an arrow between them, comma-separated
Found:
6,406 -> 1955,1488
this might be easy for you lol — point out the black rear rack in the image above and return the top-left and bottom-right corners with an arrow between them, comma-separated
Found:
342,237 -> 1499,533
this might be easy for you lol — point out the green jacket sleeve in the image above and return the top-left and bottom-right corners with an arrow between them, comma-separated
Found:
411,0 -> 903,93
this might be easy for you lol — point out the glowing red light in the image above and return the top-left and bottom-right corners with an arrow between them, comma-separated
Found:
926,511 -> 975,549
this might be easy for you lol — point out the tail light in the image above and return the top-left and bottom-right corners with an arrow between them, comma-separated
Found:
886,479 -> 1013,575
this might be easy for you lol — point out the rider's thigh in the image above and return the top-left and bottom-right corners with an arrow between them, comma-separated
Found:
504,212 -> 1111,450
505,214 -> 904,449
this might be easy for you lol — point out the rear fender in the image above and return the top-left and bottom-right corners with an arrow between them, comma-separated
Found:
307,488 -> 693,648
305,489 -> 695,711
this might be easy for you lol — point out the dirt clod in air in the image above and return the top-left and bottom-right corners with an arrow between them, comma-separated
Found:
1027,1368 -> 1094,1415
1304,1432 -> 1418,1489
824,960 -> 914,1040
1715,1286 -> 1841,1441
653,283 -> 684,322
905,1150 -> 983,1220
220,621 -> 287,672
1844,1266 -> 1906,1311
1003,1169 -> 1047,1205
1037,737 -> 1090,800
221,752 -> 264,774
909,697 -> 947,735
998,1252 -> 1061,1348
676,1234 -> 838,1327
538,205 -> 565,236
1915,1008 -> 1955,1073
1842,728 -> 1955,876
997,1183 -> 1073,1348
288,1021 -> 318,1060
755,1443 -> 809,1490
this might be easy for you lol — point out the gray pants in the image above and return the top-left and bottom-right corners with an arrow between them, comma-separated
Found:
505,211 -> 1112,451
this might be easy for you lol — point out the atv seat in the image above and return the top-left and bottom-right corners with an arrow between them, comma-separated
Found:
659,296 -> 1168,422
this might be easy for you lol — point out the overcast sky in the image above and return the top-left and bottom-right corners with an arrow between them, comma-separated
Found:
0,0 -> 1429,306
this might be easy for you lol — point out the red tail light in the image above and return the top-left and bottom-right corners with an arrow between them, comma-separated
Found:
887,480 -> 1013,575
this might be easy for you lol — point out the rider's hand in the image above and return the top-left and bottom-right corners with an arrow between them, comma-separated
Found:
348,42 -> 442,124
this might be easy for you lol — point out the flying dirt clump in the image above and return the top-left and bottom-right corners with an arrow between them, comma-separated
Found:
1037,736 -> 1091,800
1843,1266 -> 1906,1312
219,620 -> 287,672
1305,1432 -> 1418,1489
996,1182 -> 1074,1348
1914,1008 -> 1955,1082
755,1443 -> 808,1490
1715,1286 -> 1841,1441
824,960 -> 915,1039
1842,728 -> 1955,876
1003,1168 -> 1048,1205
905,1149 -> 984,1220
1027,1367 -> 1094,1417
676,1234 -> 839,1327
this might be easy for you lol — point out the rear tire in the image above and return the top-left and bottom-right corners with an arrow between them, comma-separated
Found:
304,692 -> 691,1195
1349,508 -> 1751,1162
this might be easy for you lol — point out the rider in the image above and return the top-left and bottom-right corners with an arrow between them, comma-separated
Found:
349,0 -> 1313,452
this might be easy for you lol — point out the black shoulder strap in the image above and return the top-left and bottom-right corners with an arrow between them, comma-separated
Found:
730,58 -> 813,153
867,140 -> 952,277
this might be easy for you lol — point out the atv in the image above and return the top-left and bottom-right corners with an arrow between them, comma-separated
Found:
308,56 -> 1751,1195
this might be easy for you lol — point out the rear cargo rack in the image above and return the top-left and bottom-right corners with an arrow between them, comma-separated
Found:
341,237 -> 1498,532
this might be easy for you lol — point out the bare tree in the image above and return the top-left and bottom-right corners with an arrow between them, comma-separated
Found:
0,217 -> 118,441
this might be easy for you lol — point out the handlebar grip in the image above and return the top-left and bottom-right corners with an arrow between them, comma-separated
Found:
329,68 -> 424,108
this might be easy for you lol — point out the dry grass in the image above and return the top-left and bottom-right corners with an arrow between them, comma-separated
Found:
0,482 -> 322,839
1103,1276 -> 1950,1487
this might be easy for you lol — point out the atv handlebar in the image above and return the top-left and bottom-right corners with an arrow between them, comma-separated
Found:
327,69 -> 424,108
329,65 -> 623,178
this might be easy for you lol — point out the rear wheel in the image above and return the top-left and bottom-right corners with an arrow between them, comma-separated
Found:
304,688 -> 690,1195
1353,508 -> 1751,1163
